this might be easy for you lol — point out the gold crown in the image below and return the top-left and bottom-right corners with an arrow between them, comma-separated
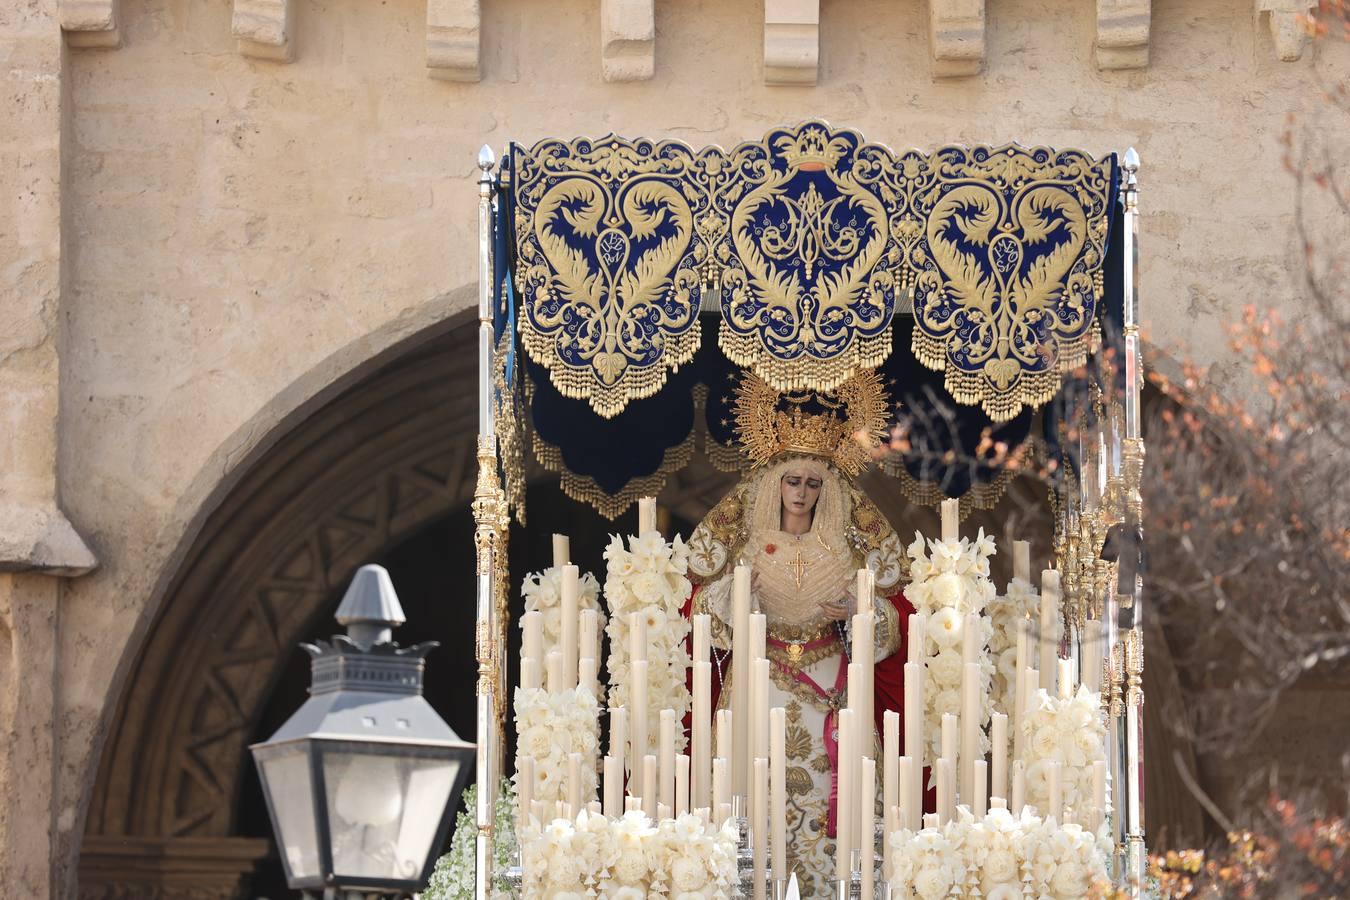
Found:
734,370 -> 891,478
774,126 -> 849,171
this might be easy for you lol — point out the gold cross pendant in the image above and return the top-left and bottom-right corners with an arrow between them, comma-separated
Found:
788,548 -> 808,590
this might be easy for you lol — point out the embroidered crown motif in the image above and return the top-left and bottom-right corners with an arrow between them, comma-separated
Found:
773,125 -> 849,172
734,370 -> 890,477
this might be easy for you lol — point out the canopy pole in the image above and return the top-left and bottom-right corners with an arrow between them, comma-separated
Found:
1119,147 -> 1146,895
473,144 -> 507,900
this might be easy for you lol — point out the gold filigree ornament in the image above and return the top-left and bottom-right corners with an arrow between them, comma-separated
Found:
733,369 -> 890,478
905,145 -> 1115,422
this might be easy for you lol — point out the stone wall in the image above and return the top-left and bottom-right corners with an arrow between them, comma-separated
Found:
0,0 -> 1346,894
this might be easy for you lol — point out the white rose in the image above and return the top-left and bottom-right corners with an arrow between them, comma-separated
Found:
928,649 -> 963,685
1050,860 -> 1087,897
612,848 -> 647,884
912,865 -> 952,900
1030,726 -> 1060,759
608,887 -> 646,900
520,725 -> 553,759
929,572 -> 967,607
928,607 -> 964,648
671,855 -> 706,892
984,848 -> 1018,883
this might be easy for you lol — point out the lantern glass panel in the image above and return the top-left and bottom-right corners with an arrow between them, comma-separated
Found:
322,745 -> 460,882
257,745 -> 321,880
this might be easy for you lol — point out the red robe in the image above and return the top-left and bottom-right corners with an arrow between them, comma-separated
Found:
681,586 -> 936,828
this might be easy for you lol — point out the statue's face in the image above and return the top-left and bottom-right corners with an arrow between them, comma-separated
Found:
780,466 -> 823,519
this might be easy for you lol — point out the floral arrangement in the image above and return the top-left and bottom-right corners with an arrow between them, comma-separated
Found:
520,564 -> 604,654
514,685 -> 601,810
1022,684 -> 1107,823
887,804 -> 1113,900
904,529 -> 998,763
603,531 -> 694,755
423,778 -> 518,900
520,809 -> 739,899
988,570 -> 1039,724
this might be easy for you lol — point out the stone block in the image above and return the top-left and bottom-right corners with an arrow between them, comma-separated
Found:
1256,0 -> 1316,61
427,0 -> 482,82
765,0 -> 819,85
601,0 -> 655,82
928,0 -> 985,78
59,0 -> 120,49
232,0 -> 295,62
1095,0 -> 1150,70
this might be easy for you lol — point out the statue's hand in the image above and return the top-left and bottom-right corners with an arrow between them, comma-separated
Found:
818,598 -> 851,622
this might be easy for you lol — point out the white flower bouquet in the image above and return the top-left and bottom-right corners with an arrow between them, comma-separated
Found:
604,531 -> 694,755
988,571 -> 1038,721
520,564 -> 604,654
904,529 -> 998,763
520,809 -> 738,899
887,804 -> 1112,900
423,778 -> 518,900
514,685 -> 601,809
1022,684 -> 1108,823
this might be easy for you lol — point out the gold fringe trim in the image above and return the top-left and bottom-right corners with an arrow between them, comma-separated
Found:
718,320 -> 892,394
878,439 -> 1038,520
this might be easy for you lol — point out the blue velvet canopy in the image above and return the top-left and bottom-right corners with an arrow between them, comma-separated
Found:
491,121 -> 1122,520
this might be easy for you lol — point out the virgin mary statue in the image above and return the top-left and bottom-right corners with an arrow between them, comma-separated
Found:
683,371 -> 923,897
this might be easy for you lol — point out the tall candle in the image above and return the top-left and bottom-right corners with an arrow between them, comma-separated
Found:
676,754 -> 690,816
1058,657 -> 1076,699
907,612 -> 927,664
521,657 -> 541,692
631,659 -> 649,791
940,498 -> 960,543
837,709 -> 856,882
660,709 -> 676,812
960,660 -> 980,804
693,660 -> 712,810
522,610 -> 544,670
642,754 -> 658,820
1048,760 -> 1063,822
716,709 -> 732,761
637,496 -> 657,535
552,533 -> 570,568
973,759 -> 988,817
753,757 -> 768,900
922,813 -> 939,830
580,609 -> 600,669
1010,540 -> 1028,583
732,566 -> 752,797
903,661 -> 924,822
517,757 -> 535,829
1013,620 -> 1028,752
1040,569 -> 1060,692
848,662 -> 866,816
753,658 -> 771,761
546,649 -> 564,692
853,612 -> 876,757
883,710 -> 899,827
604,755 -> 621,818
712,756 -> 729,822
609,707 -> 628,779
860,758 -> 876,900
1091,760 -> 1107,833
561,565 -> 580,689
856,567 -> 875,617
693,614 -> 711,665
991,713 -> 1008,802
771,707 -> 787,881
578,656 -> 598,699
897,756 -> 914,830
936,757 -> 954,825
940,713 -> 957,765
961,611 -> 978,668
630,610 -> 648,663
567,752 -> 583,818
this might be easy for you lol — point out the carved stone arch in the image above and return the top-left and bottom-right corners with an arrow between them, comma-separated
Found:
80,315 -> 495,897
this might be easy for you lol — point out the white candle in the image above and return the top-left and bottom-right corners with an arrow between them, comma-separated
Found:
771,707 -> 787,881
520,657 -> 541,692
552,533 -> 570,568
578,655 -> 598,699
580,608 -> 600,669
693,660 -> 712,810
561,565 -> 580,689
903,661 -> 924,823
973,759 -> 988,818
961,611 -> 978,668
567,752 -> 583,818
1048,760 -> 1063,822
860,758 -> 876,900
853,612 -> 876,759
753,757 -> 768,900
753,658 -> 771,761
676,753 -> 690,816
732,565 -> 752,797
897,756 -> 914,830
629,610 -> 648,662
883,710 -> 899,829
940,713 -> 957,766
940,498 -> 960,543
960,661 -> 980,805
545,649 -> 564,692
717,801 -> 732,828
922,813 -> 939,830
716,709 -> 732,761
660,709 -> 676,812
1013,540 -> 1030,583
848,662 -> 866,815
609,707 -> 628,780
1091,759 -> 1107,832
693,614 -> 711,665
657,802 -> 670,821
935,757 -> 954,825
1058,657 -> 1076,699
642,753 -> 658,820
856,567 -> 875,617
1013,620 -> 1028,755
907,612 -> 926,665
604,755 -> 621,817
517,756 -> 535,828
1040,569 -> 1060,692
638,496 -> 657,535
837,709 -> 855,882
631,659 -> 649,791
588,800 -> 601,815
991,713 -> 1008,802
712,756 -> 729,822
